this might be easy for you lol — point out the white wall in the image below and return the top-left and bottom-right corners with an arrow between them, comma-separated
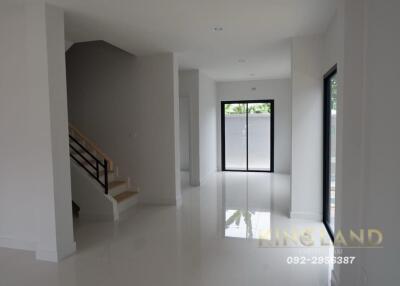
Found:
0,0 -> 37,253
0,1 -> 75,261
179,70 -> 199,185
42,3 -> 75,262
70,163 -> 114,219
199,72 -> 217,183
134,54 -> 181,205
179,96 -> 190,171
217,79 -> 292,174
322,1 -> 345,233
336,0 -> 400,285
321,3 -> 347,284
362,1 -> 400,284
67,43 -> 181,205
290,36 -> 323,221
65,40 -> 73,51
179,70 -> 217,186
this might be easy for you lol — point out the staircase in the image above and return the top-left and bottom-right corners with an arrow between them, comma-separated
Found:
69,124 -> 138,221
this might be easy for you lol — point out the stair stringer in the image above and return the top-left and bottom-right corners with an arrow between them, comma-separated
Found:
70,160 -> 139,221
70,161 -> 114,220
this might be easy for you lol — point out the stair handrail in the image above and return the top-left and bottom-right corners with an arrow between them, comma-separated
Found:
68,123 -> 114,171
69,134 -> 109,194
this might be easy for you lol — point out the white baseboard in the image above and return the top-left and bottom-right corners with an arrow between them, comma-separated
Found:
36,241 -> 76,262
35,248 -> 58,262
0,236 -> 36,252
290,211 -> 322,221
59,241 -> 76,260
0,237 -> 76,262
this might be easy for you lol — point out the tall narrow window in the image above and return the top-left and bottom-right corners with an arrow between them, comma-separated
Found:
323,66 -> 337,241
221,100 -> 274,172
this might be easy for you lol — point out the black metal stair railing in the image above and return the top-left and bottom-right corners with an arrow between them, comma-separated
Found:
69,135 -> 109,194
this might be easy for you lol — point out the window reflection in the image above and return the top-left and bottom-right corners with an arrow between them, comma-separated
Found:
225,209 -> 271,240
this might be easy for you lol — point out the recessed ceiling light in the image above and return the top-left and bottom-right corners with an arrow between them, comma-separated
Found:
238,59 -> 246,63
212,26 -> 223,32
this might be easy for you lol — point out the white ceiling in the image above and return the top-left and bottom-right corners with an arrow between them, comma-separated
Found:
49,0 -> 337,81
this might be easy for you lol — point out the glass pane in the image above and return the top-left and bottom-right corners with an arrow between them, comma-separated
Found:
248,103 -> 271,171
329,75 -> 337,232
224,103 -> 247,170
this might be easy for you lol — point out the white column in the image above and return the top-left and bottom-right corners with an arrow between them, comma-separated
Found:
25,1 -> 75,262
290,35 -> 323,221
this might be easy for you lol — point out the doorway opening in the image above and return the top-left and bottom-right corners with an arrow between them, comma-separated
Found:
323,65 -> 337,241
221,100 -> 274,172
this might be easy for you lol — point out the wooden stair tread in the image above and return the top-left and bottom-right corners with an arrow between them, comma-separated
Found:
108,180 -> 126,189
113,191 -> 138,203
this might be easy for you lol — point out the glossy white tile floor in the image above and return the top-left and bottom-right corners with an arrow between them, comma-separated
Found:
0,172 -> 332,286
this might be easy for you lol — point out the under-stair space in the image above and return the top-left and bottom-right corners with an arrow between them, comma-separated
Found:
69,124 -> 138,221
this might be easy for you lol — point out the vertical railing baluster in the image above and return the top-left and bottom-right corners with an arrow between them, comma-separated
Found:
69,130 -> 110,196
104,159 -> 109,195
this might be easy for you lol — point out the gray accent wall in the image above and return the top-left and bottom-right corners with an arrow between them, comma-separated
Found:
66,41 -> 181,205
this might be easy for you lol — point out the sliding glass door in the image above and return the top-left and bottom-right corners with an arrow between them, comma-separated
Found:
221,100 -> 274,172
323,66 -> 337,241
223,103 -> 247,170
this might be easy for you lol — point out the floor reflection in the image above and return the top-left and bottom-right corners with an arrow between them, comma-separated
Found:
225,209 -> 271,239
0,172 -> 332,286
222,172 -> 272,240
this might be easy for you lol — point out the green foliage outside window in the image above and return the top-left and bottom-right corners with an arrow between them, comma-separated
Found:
224,103 -> 271,115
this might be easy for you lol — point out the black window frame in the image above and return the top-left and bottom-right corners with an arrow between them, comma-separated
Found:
323,65 -> 337,242
221,99 -> 274,173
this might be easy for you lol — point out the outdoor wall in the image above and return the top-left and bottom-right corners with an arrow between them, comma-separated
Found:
0,1 -> 75,261
67,42 -> 181,205
224,114 -> 271,170
290,35 -> 323,221
217,79 -> 292,174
